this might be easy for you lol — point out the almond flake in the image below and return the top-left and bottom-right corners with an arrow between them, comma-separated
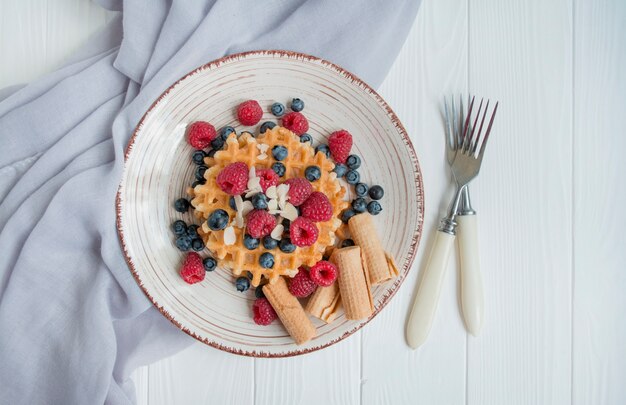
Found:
224,226 -> 236,245
281,202 -> 298,221
267,199 -> 278,211
266,185 -> 277,199
241,201 -> 254,216
257,153 -> 267,160
270,224 -> 285,240
257,143 -> 270,153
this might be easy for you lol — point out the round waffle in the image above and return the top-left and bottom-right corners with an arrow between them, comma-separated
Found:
189,126 -> 348,286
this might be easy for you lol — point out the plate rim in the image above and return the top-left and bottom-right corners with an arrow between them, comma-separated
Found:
115,50 -> 425,358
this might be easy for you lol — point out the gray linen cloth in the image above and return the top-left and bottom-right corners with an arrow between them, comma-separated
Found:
0,0 -> 420,403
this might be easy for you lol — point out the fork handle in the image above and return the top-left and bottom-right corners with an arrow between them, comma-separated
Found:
406,230 -> 455,349
457,214 -> 484,336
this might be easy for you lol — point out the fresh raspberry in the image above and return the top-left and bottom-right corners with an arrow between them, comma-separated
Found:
253,297 -> 278,325
289,217 -> 319,247
328,130 -> 353,164
217,162 -> 248,195
282,112 -> 309,135
256,168 -> 279,192
179,252 -> 206,284
300,192 -> 333,222
309,260 -> 338,286
288,267 -> 317,298
237,100 -> 263,126
246,209 -> 277,238
187,121 -> 217,149
284,177 -> 313,206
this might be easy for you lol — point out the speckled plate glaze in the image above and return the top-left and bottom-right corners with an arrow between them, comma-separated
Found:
117,50 -> 424,357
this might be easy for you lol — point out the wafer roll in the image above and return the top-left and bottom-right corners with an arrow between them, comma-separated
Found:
263,277 -> 316,345
348,213 -> 398,285
331,247 -> 374,320
305,282 -> 342,323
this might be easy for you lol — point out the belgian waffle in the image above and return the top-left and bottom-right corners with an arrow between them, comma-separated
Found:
189,126 -> 348,286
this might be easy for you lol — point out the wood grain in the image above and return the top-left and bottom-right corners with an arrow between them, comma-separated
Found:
467,0 -> 573,403
361,0 -> 468,403
573,1 -> 626,403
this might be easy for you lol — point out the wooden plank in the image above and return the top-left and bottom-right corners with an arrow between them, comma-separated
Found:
361,0 -> 469,403
466,1 -> 573,403
572,1 -> 626,403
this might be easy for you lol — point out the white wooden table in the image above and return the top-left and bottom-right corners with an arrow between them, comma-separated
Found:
2,0 -> 625,403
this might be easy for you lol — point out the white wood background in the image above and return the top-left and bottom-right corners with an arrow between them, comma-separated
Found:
2,0 -> 625,404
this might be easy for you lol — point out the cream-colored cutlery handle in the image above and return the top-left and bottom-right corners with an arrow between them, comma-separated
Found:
406,231 -> 455,349
456,214 -> 484,336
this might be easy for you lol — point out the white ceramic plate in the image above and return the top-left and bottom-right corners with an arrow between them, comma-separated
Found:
117,51 -> 424,357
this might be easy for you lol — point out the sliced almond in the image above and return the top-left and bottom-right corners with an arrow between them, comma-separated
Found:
271,224 -> 285,240
241,201 -> 254,216
266,185 -> 277,199
267,198 -> 278,211
257,153 -> 267,160
257,143 -> 270,153
281,202 -> 298,221
223,226 -> 236,245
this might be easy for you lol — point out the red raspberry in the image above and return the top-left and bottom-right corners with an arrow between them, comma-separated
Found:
237,100 -> 263,126
253,297 -> 278,325
309,260 -> 338,286
246,209 -> 277,238
284,177 -> 313,206
187,121 -> 217,149
289,217 -> 319,247
288,267 -> 318,298
282,112 -> 309,135
179,252 -> 206,284
328,130 -> 353,164
256,168 -> 279,192
217,162 -> 248,195
300,192 -> 333,222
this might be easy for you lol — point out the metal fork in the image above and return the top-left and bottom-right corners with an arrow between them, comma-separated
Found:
406,96 -> 498,349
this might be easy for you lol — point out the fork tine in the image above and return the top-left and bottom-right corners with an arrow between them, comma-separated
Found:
466,98 -> 484,154
478,101 -> 499,158
444,96 -> 453,149
458,95 -> 464,148
461,96 -> 475,151
472,99 -> 490,156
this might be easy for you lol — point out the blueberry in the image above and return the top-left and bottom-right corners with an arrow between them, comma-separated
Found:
195,165 -> 208,181
272,162 -> 286,177
341,239 -> 355,248
290,98 -> 304,112
175,235 -> 192,251
251,193 -> 268,210
352,198 -> 367,213
255,286 -> 266,299
279,238 -> 296,253
305,166 -> 321,182
262,236 -> 279,250
192,150 -> 206,165
367,200 -> 383,215
191,238 -> 204,251
333,164 -> 348,178
355,183 -> 369,197
229,196 -> 237,211
260,121 -> 276,134
235,276 -> 251,292
300,133 -> 312,143
247,271 -> 254,280
203,257 -> 217,272
191,180 -> 201,188
207,149 -> 218,158
346,154 -> 361,169
211,137 -> 225,150
271,102 -> 285,117
186,224 -> 199,238
220,126 -> 236,140
259,252 -> 275,268
345,170 -> 360,185
368,185 -> 384,200
341,209 -> 356,224
194,178 -> 206,186
315,144 -> 330,158
171,220 -> 187,236
272,145 -> 288,161
244,234 -> 260,250
282,218 -> 291,233
207,209 -> 229,230
174,198 -> 190,213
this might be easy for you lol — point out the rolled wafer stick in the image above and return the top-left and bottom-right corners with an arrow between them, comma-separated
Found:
348,213 -> 398,285
263,277 -> 316,345
331,247 -> 373,320
305,282 -> 342,323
